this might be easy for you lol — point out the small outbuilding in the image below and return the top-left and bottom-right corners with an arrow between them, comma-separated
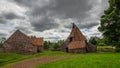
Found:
61,23 -> 96,53
2,30 -> 44,54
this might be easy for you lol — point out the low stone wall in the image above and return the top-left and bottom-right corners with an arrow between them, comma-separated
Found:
68,48 -> 87,53
0,48 -> 4,52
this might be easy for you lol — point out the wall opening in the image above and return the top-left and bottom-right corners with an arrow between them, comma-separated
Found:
66,47 -> 68,52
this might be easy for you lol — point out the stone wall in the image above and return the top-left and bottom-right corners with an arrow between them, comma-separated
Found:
2,30 -> 38,54
68,48 -> 87,53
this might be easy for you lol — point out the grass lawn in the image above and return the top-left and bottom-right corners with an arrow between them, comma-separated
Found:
0,53 -> 27,66
0,51 -> 68,66
36,53 -> 120,68
1,50 -> 120,68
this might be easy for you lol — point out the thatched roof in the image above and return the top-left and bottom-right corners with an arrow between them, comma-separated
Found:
67,23 -> 86,49
29,37 -> 43,46
6,30 -> 43,46
68,41 -> 86,49
68,23 -> 86,41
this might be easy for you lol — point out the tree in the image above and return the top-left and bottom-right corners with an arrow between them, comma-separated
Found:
89,36 -> 100,45
98,0 -> 120,47
0,37 -> 6,47
44,41 -> 51,50
44,40 -> 64,51
51,40 -> 64,51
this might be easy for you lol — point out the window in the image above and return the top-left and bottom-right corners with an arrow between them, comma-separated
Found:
69,37 -> 73,42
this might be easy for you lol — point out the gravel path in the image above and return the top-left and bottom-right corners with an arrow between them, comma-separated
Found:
8,56 -> 69,68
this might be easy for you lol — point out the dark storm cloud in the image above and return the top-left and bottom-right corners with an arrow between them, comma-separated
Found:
32,18 -> 59,31
13,0 -> 108,31
3,12 -> 25,20
78,22 -> 99,29
50,0 -> 92,18
0,12 -> 25,24
64,22 -> 99,29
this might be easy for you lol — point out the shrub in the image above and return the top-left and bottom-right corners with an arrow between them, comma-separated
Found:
97,43 -> 106,46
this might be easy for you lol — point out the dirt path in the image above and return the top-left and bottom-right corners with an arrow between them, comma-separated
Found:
7,56 -> 69,68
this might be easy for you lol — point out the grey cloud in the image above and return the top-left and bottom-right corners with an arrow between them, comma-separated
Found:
45,36 -> 60,39
45,36 -> 61,42
3,12 -> 25,20
13,0 -> 108,31
0,33 -> 7,37
78,22 -> 99,29
0,15 -> 7,24
13,0 -> 34,7
31,16 -> 59,31
0,18 -> 7,24
64,22 -> 99,29
0,12 -> 25,24
15,26 -> 32,34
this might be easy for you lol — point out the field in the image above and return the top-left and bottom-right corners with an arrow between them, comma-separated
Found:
0,51 -> 68,68
0,49 -> 120,68
37,53 -> 120,68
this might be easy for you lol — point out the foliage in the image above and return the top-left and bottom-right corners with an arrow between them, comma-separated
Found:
0,37 -> 6,48
44,41 -> 51,50
98,0 -> 120,46
30,35 -> 37,38
89,36 -> 108,46
89,36 -> 100,45
97,43 -> 106,46
44,40 -> 64,51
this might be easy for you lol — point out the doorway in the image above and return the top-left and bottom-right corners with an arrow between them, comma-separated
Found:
66,47 -> 68,52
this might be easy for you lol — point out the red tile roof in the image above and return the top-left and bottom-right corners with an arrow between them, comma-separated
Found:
29,37 -> 43,46
68,41 -> 86,49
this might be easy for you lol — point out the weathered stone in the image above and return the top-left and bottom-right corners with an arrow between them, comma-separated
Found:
2,30 -> 44,54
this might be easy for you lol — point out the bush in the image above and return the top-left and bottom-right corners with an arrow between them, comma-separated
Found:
97,43 -> 106,46
115,46 -> 120,52
0,43 -> 2,48
44,40 -> 64,51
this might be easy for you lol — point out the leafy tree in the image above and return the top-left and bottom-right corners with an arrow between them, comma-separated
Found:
98,0 -> 120,47
43,40 -> 64,51
30,35 -> 36,38
0,37 -> 6,47
44,41 -> 51,50
52,40 -> 64,51
89,36 -> 100,45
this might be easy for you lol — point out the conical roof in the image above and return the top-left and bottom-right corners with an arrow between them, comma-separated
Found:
68,23 -> 86,41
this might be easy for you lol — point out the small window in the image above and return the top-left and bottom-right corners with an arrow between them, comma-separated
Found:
69,37 -> 73,42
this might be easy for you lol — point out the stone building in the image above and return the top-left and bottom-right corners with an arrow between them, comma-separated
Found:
61,23 -> 96,53
2,30 -> 44,54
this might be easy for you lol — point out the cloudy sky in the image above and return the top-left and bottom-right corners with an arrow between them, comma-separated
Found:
0,0 -> 109,41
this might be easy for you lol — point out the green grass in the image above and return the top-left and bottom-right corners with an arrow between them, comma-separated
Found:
37,53 -> 120,68
0,53 -> 27,66
0,51 -> 68,66
1,50 -> 120,68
